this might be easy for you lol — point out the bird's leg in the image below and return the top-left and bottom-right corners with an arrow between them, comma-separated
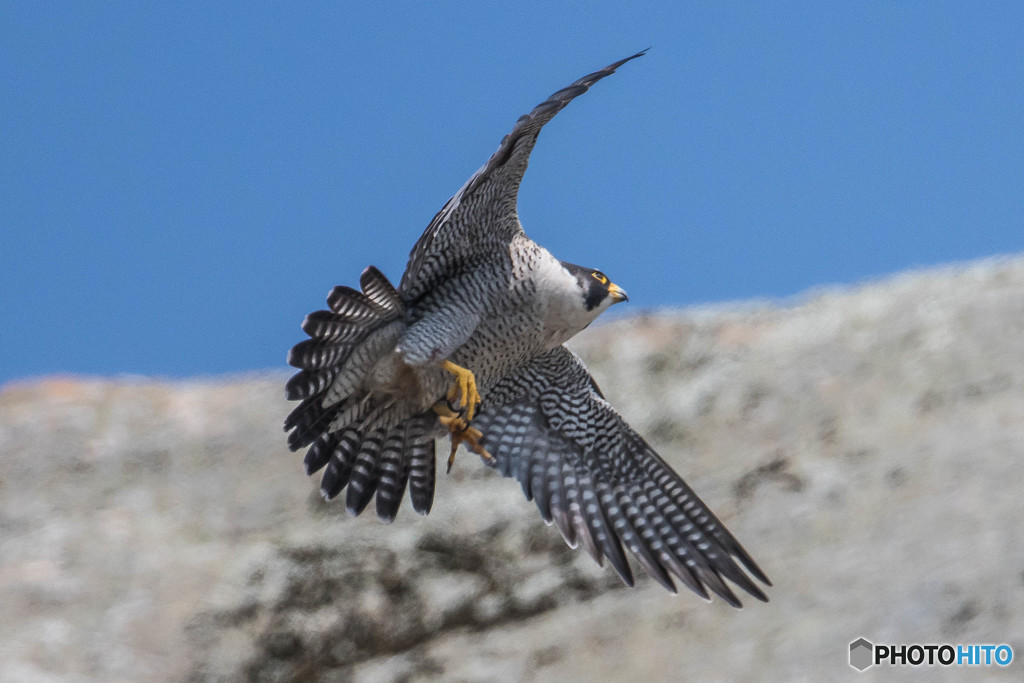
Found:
440,360 -> 481,421
432,402 -> 493,473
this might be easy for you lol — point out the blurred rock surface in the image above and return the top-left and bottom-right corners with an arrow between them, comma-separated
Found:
2,256 -> 1023,681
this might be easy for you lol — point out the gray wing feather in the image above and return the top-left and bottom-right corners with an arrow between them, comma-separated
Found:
400,50 -> 647,300
472,345 -> 771,607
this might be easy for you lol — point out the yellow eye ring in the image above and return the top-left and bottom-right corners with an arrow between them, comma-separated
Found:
591,272 -> 608,285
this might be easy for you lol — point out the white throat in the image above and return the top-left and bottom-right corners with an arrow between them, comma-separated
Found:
533,250 -> 606,349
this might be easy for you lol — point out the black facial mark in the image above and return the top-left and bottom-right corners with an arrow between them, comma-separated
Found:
584,280 -> 608,311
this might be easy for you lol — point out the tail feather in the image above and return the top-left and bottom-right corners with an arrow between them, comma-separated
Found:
342,414 -> 440,519
303,431 -> 337,476
301,311 -> 375,342
408,433 -> 437,515
285,367 -> 340,401
308,414 -> 439,519
346,430 -> 385,515
285,394 -> 341,449
326,395 -> 373,434
321,326 -> 404,409
359,266 -> 402,313
287,338 -> 356,371
287,266 -> 441,521
285,265 -> 405,450
326,285 -> 382,320
374,429 -> 410,522
319,428 -> 361,499
285,388 -> 369,451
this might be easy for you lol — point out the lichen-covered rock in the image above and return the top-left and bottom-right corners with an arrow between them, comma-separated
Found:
2,256 -> 1023,681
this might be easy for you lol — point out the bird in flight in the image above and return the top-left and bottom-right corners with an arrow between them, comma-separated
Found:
285,51 -> 770,607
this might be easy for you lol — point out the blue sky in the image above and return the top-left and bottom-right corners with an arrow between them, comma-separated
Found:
2,3 -> 1022,384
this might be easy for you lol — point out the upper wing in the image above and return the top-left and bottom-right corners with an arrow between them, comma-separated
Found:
399,50 -> 647,301
472,346 -> 771,607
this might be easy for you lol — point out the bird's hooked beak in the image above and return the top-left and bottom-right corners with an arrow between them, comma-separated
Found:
608,282 -> 629,304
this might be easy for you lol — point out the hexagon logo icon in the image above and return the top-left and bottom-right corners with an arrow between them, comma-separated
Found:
850,638 -> 874,671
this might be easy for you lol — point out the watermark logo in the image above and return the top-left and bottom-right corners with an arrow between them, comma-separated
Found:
849,638 -> 874,671
849,638 -> 1013,671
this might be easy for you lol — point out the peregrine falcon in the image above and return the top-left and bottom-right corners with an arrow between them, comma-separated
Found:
286,51 -> 770,606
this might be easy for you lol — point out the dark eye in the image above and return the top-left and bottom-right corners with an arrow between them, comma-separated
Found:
591,271 -> 608,285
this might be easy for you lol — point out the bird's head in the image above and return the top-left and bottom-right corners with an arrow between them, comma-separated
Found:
560,261 -> 629,316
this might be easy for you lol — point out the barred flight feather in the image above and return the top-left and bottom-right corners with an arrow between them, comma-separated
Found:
319,428 -> 361,500
473,346 -> 770,606
345,430 -> 385,515
563,469 -> 604,565
407,437 -> 436,515
374,429 -> 410,523
301,311 -> 374,342
303,431 -> 338,477
359,266 -> 403,313
549,462 -> 578,548
325,285 -> 382,320
285,367 -> 339,401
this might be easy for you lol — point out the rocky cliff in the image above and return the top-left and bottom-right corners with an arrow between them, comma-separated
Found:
2,256 -> 1023,681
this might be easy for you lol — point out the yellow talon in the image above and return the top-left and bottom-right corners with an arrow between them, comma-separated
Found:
432,402 -> 493,473
440,360 -> 481,421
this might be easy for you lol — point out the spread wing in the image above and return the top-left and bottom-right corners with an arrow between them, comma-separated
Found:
472,346 -> 771,607
399,50 -> 647,301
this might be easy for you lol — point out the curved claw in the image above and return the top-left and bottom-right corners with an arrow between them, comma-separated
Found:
433,402 -> 493,473
441,360 -> 481,421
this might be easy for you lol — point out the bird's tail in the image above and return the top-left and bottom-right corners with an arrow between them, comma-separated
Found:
284,266 -> 438,520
